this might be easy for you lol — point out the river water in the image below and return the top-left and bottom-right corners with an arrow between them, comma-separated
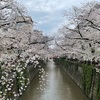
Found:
20,59 -> 89,100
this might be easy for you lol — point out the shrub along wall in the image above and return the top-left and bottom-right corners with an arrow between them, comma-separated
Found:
54,57 -> 100,100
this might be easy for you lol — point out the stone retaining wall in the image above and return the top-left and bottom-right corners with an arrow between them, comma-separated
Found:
0,59 -> 45,100
54,57 -> 100,100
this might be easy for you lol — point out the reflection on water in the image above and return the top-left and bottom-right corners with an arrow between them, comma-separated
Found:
20,59 -> 89,100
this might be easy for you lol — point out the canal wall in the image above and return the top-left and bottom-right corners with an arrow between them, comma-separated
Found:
54,57 -> 100,100
0,59 -> 46,100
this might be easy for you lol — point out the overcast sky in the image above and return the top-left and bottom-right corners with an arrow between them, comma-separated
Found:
18,0 -> 100,36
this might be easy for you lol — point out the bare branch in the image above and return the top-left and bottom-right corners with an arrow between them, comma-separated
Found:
55,40 -> 67,51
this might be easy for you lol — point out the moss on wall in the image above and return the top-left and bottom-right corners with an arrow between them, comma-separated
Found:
54,57 -> 79,72
96,74 -> 100,99
82,64 -> 93,95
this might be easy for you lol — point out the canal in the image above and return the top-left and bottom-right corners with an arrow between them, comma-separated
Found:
20,59 -> 89,100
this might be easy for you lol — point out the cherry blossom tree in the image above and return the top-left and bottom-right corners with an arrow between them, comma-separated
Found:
0,0 -> 51,99
56,1 -> 100,62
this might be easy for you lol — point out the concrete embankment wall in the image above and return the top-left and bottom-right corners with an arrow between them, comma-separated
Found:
18,60 -> 46,99
54,57 -> 100,100
1,59 -> 46,100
